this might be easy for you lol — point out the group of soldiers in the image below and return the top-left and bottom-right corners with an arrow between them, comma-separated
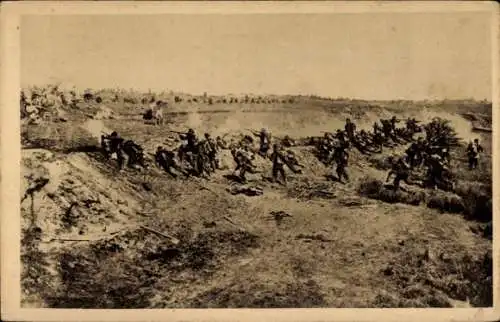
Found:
99,126 -> 304,186
315,116 -> 423,185
100,132 -> 147,170
99,114 -> 485,192
316,116 -> 484,191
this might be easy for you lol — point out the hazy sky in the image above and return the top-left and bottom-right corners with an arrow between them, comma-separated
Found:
21,12 -> 493,100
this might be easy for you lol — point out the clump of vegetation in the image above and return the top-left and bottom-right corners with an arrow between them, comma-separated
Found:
424,117 -> 462,148
378,248 -> 492,308
358,177 -> 425,206
426,191 -> 464,214
453,181 -> 492,222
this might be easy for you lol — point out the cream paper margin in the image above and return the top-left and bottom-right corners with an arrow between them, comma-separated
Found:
1,1 -> 499,321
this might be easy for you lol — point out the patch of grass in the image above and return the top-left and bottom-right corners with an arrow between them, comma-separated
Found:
379,248 -> 492,307
189,279 -> 327,308
38,228 -> 260,308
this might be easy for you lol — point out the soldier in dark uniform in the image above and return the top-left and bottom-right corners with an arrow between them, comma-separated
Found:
386,156 -> 411,191
204,133 -> 219,172
216,135 -> 227,150
195,139 -> 211,177
390,116 -> 400,132
155,146 -> 187,178
179,128 -> 198,153
101,131 -> 125,169
234,146 -> 256,183
372,130 -> 384,153
285,150 -> 304,173
426,154 -> 447,190
382,118 -> 398,144
467,139 -> 483,170
254,128 -> 271,157
330,142 -> 350,183
373,121 -> 383,137
406,117 -> 420,135
270,143 -> 288,185
405,139 -> 422,168
335,130 -> 349,149
345,118 -> 357,142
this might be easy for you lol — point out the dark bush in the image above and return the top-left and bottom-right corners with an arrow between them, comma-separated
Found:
426,193 -> 465,214
454,182 -> 492,222
424,117 -> 461,148
357,177 -> 425,206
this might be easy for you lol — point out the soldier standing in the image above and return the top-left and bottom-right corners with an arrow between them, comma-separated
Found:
330,143 -> 350,183
345,118 -> 357,142
467,139 -> 483,170
335,130 -> 349,149
179,128 -> 198,153
426,154 -> 447,190
254,128 -> 271,157
382,118 -> 398,144
195,139 -> 212,177
204,133 -> 219,172
405,141 -> 420,168
270,144 -> 288,185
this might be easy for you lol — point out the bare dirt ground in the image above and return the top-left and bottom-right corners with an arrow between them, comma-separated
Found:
20,92 -> 492,308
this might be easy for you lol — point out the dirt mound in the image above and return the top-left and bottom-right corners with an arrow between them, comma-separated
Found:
21,149 -> 140,239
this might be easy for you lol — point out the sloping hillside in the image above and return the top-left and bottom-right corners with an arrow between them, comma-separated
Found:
21,91 -> 492,308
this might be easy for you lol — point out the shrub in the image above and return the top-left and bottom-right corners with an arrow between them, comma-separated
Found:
426,192 -> 465,214
357,177 -> 425,206
454,181 -> 492,222
424,117 -> 461,148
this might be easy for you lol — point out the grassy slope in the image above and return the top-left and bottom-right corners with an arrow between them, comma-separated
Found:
21,96 -> 492,308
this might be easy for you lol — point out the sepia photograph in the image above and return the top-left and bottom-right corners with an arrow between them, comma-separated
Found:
1,1 -> 499,321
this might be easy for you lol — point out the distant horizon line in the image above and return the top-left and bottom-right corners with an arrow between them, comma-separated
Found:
20,82 -> 492,104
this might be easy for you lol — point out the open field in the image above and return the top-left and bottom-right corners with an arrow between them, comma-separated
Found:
20,87 -> 492,308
